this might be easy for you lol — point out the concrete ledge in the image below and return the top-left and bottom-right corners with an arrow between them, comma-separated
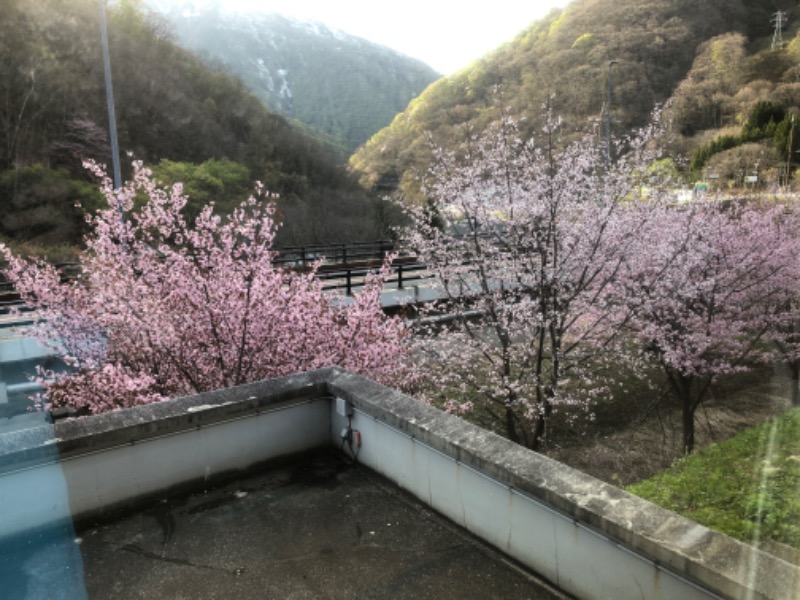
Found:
1,367 -> 798,599
0,370 -> 335,540
0,370 -> 331,473
327,368 -> 800,600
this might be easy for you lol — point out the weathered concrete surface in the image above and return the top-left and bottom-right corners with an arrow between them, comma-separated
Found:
0,370 -> 330,473
327,367 -> 800,600
3,366 -> 799,599
75,453 -> 568,600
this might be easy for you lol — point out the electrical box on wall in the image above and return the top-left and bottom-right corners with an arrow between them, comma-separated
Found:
336,397 -> 354,417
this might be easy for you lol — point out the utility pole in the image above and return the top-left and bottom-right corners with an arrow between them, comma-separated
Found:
603,60 -> 618,167
99,0 -> 122,190
786,114 -> 795,189
772,10 -> 788,50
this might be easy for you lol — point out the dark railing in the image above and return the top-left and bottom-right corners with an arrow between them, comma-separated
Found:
0,245 -> 431,310
274,240 -> 433,297
319,260 -> 432,296
274,240 -> 398,268
0,272 -> 21,314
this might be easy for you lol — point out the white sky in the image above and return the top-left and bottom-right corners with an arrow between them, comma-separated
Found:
226,1 -> 573,74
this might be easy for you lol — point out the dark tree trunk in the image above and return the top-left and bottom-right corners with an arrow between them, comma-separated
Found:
531,398 -> 552,452
682,399 -> 696,455
665,367 -> 700,455
505,406 -> 521,445
791,362 -> 799,407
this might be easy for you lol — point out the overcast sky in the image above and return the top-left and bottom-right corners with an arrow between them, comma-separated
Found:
219,1 -> 572,74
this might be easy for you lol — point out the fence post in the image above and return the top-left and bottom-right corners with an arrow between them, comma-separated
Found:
397,264 -> 404,290
346,270 -> 352,296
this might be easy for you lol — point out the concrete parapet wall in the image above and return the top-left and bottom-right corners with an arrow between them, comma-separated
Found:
0,372 -> 332,538
0,367 -> 797,599
328,368 -> 800,600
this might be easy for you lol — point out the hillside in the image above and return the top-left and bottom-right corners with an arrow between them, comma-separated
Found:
145,0 -> 441,155
0,0 -> 392,248
349,0 -> 784,200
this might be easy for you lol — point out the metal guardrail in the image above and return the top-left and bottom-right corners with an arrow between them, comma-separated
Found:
272,241 -> 434,297
319,261 -> 433,296
0,245 -> 432,307
274,240 -> 399,268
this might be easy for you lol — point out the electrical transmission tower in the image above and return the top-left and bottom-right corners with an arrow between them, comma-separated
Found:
772,10 -> 788,50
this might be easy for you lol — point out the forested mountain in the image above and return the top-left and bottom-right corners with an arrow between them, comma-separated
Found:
350,0 -> 791,200
144,1 -> 440,155
0,0 -> 393,248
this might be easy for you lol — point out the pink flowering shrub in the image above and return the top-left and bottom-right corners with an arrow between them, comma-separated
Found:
35,364 -> 164,413
1,162 -> 408,414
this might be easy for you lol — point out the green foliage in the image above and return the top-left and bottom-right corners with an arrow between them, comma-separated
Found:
0,166 -> 102,246
571,32 -> 595,50
0,0 -> 391,247
645,157 -> 683,183
690,101 -> 800,172
151,159 -> 251,220
773,113 -> 800,162
350,0 -> 769,200
689,135 -> 741,172
0,234 -> 80,265
628,409 -> 800,549
742,101 -> 786,141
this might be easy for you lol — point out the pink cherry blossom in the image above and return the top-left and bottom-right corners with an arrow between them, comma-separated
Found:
403,111 -> 800,453
403,113 -> 671,450
615,200 -> 800,452
1,162 -> 409,414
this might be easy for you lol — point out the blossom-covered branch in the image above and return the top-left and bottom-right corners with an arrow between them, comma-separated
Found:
1,162 -> 409,414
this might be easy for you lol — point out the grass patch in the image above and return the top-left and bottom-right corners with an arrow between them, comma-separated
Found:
626,407 -> 800,549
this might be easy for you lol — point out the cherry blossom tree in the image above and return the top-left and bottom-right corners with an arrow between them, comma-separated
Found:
0,162 -> 408,414
767,204 -> 800,407
773,309 -> 800,407
404,115 -> 670,450
404,110 -> 800,453
616,201 -> 800,453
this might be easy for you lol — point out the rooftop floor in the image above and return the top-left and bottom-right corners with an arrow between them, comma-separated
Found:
5,452 -> 570,599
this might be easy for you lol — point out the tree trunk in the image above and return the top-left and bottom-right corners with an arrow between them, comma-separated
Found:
666,368 -> 698,455
531,398 -> 553,452
791,362 -> 800,407
505,406 -> 521,445
682,399 -> 695,455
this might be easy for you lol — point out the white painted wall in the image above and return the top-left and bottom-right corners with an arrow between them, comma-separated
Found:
333,404 -> 722,600
0,399 -> 329,539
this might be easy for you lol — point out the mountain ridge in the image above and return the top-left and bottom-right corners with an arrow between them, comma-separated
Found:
348,0 -> 787,200
144,1 -> 441,154
0,0 -> 396,248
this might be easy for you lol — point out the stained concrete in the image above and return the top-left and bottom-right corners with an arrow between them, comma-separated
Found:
4,367 -> 799,599
327,368 -> 800,600
72,453 -> 568,599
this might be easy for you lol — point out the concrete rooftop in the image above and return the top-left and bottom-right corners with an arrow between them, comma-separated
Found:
4,368 -> 799,599
3,452 -> 568,600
